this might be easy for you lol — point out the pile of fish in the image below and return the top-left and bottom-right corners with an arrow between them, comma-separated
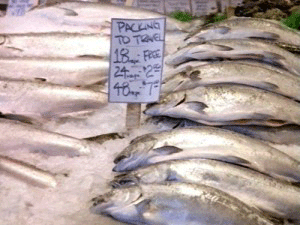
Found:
91,16 -> 300,225
0,2 -> 196,188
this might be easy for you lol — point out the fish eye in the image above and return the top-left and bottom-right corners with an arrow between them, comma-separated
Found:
114,154 -> 127,164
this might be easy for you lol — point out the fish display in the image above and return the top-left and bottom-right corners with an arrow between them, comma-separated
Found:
0,1 -> 300,224
0,57 -> 109,86
185,17 -> 300,52
146,84 -> 300,126
0,155 -> 57,188
165,39 -> 300,76
161,61 -> 300,101
0,33 -> 111,58
113,127 -> 300,182
0,118 -> 91,156
112,159 -> 300,220
91,182 -> 278,225
0,80 -> 107,122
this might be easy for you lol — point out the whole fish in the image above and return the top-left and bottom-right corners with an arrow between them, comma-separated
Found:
0,1 -> 191,34
91,182 -> 277,225
145,84 -> 300,126
0,118 -> 91,156
113,127 -> 300,183
0,155 -> 57,188
222,125 -> 300,146
165,39 -> 300,76
112,159 -> 300,220
185,17 -> 300,52
0,57 -> 108,86
0,33 -> 110,58
161,61 -> 300,101
0,80 -> 107,122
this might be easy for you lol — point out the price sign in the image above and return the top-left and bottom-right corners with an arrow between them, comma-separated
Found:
6,0 -> 38,16
109,18 -> 166,103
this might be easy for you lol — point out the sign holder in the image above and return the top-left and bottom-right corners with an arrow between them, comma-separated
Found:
125,0 -> 140,131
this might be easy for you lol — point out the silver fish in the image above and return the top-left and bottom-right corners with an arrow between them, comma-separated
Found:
145,84 -> 300,126
161,61 -> 300,101
0,155 -> 57,188
0,2 -> 190,34
0,80 -> 107,122
185,17 -> 300,51
0,33 -> 110,58
0,57 -> 108,86
0,118 -> 91,156
113,127 -> 300,183
222,125 -> 300,146
165,39 -> 300,76
91,182 -> 277,225
112,159 -> 300,220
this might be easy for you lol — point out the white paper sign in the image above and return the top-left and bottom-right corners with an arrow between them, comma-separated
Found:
6,0 -> 38,16
109,18 -> 165,103
165,0 -> 191,14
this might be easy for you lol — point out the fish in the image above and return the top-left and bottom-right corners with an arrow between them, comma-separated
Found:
161,61 -> 300,101
112,159 -> 300,220
0,118 -> 91,156
113,127 -> 300,183
0,80 -> 108,122
185,17 -> 300,52
0,33 -> 110,58
145,84 -> 300,126
0,1 -> 192,34
91,182 -> 278,225
144,116 -> 300,146
165,39 -> 300,76
0,57 -> 109,86
0,155 -> 57,188
222,125 -> 300,146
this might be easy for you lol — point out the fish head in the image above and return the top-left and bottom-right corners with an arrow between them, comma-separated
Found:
113,134 -> 157,172
90,186 -> 145,223
111,164 -> 170,188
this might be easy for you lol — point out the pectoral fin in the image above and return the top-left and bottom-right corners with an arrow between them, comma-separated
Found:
56,7 -> 78,16
152,146 -> 183,155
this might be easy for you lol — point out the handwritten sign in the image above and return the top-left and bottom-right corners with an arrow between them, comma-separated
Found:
109,18 -> 165,103
6,0 -> 38,16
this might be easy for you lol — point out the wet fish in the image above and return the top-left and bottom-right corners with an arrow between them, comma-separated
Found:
0,118 -> 91,156
161,61 -> 300,101
222,125 -> 300,146
145,116 -> 300,146
0,33 -> 110,58
91,182 -> 277,225
185,17 -> 300,52
113,127 -> 300,182
0,57 -> 108,86
145,84 -> 300,126
0,80 -> 107,122
0,155 -> 57,188
112,159 -> 300,220
165,39 -> 300,76
0,1 -> 191,34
